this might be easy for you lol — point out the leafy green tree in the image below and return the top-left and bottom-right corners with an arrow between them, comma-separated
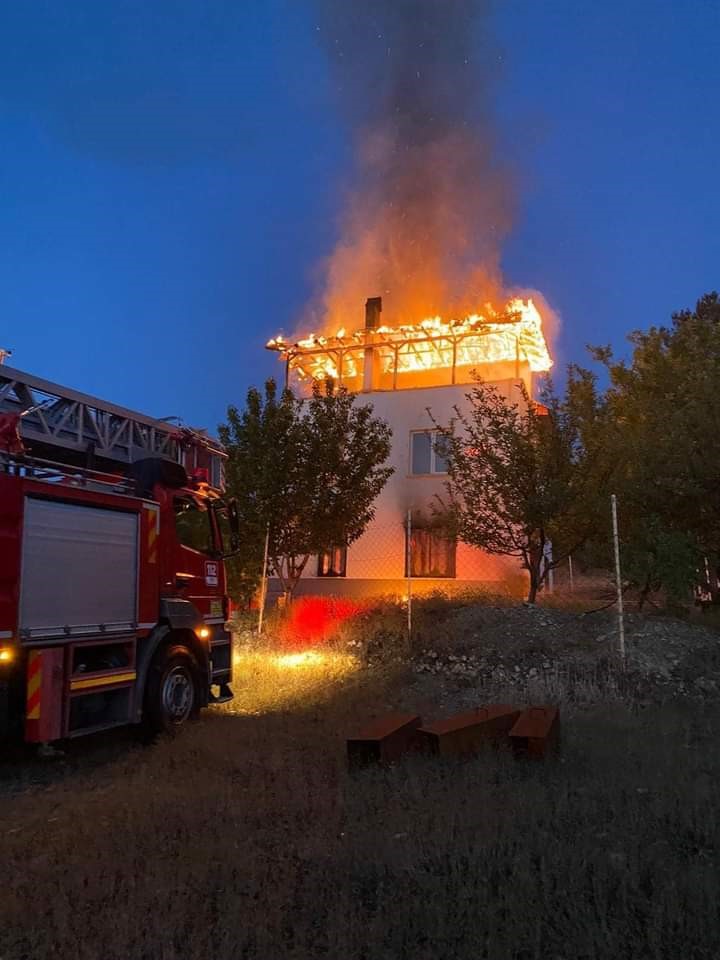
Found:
436,371 -> 610,603
592,292 -> 720,604
219,379 -> 393,601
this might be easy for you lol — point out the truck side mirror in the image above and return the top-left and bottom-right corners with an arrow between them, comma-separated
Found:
228,498 -> 240,552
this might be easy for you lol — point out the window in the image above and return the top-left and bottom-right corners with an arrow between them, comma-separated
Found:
318,546 -> 347,577
410,430 -> 450,475
174,496 -> 213,554
406,527 -> 456,578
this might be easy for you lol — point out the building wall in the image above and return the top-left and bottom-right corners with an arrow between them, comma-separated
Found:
291,370 -> 531,600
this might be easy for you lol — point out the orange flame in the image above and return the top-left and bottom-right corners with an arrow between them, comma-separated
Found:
267,298 -> 552,388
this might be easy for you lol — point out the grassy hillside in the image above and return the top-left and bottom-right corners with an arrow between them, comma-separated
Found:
1,626 -> 719,959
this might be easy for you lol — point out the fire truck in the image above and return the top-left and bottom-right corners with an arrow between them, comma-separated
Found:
0,362 -> 238,746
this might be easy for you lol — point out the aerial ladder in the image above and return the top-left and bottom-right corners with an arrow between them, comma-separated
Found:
0,361 -> 225,488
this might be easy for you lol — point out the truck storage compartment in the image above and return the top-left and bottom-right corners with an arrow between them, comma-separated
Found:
66,636 -> 137,737
19,498 -> 138,638
68,687 -> 133,736
72,638 -> 133,674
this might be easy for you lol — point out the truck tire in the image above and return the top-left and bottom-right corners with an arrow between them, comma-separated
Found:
142,643 -> 201,738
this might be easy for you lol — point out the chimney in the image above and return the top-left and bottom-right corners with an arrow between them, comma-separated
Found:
365,296 -> 382,330
363,297 -> 382,392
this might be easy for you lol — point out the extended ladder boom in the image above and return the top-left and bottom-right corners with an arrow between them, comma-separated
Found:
0,364 -> 225,490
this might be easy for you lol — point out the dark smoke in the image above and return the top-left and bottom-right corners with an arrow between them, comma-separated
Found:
311,0 -> 515,330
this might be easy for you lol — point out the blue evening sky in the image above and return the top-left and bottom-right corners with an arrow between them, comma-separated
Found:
1,1 -> 718,431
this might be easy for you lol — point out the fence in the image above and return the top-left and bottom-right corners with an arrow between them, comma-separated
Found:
255,510 -> 528,643
252,494 -> 630,663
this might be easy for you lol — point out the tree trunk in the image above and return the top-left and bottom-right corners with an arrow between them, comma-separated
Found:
637,572 -> 652,611
284,554 -> 310,603
527,563 -> 540,604
526,540 -> 544,604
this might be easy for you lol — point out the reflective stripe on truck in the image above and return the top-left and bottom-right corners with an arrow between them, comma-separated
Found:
25,648 -> 64,742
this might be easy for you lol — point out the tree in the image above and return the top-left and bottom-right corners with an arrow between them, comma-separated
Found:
436,371 -> 610,603
219,379 -> 393,601
592,292 -> 720,604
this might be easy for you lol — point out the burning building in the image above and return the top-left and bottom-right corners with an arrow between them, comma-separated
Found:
266,295 -> 552,598
262,1 -> 556,598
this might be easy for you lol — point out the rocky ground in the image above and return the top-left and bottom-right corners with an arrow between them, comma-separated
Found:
241,594 -> 720,706
406,602 -> 720,704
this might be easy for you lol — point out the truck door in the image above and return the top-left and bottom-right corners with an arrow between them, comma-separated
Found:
168,493 -> 231,688
171,494 -> 223,617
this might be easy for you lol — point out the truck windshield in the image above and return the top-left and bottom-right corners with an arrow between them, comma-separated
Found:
174,497 -> 213,554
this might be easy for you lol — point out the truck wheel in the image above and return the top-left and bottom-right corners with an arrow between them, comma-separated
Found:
143,644 -> 200,738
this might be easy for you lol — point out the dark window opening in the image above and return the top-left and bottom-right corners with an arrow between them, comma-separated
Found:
410,430 -> 450,475
433,433 -> 450,473
411,431 -> 432,474
318,546 -> 347,577
406,527 -> 456,578
174,496 -> 213,554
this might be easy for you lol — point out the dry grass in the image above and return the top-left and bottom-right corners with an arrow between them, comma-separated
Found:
1,649 -> 719,960
230,647 -> 361,714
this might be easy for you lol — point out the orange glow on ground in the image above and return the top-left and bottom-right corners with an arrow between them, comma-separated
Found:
275,651 -> 326,669
228,648 -> 359,714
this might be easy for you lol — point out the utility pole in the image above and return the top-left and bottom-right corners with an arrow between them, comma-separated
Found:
257,523 -> 270,637
406,509 -> 413,650
611,494 -> 625,666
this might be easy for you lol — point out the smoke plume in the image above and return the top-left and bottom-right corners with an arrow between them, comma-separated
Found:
311,0 -> 515,330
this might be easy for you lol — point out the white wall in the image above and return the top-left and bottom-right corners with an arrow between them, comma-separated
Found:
298,372 -> 531,596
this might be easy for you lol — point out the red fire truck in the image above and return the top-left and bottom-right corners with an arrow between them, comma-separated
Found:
0,363 -> 238,745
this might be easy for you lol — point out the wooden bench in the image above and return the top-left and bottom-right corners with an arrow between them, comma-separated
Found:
509,705 -> 560,758
417,705 -> 522,757
347,713 -> 423,768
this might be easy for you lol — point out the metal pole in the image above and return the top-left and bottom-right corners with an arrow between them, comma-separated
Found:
611,494 -> 625,665
568,554 -> 575,593
544,541 -> 554,593
257,523 -> 270,637
406,509 -> 412,648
